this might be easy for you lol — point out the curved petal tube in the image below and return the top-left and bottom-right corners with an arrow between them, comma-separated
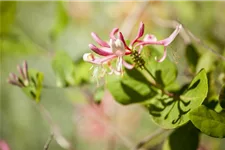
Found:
109,28 -> 119,40
155,47 -> 167,63
89,44 -> 113,56
91,32 -> 110,48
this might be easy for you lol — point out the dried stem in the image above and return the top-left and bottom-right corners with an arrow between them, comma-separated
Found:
150,14 -> 191,45
107,135 -> 116,150
43,133 -> 54,150
149,10 -> 225,61
37,103 -> 75,150
132,128 -> 168,150
184,27 -> 225,61
92,109 -> 134,149
81,90 -> 135,149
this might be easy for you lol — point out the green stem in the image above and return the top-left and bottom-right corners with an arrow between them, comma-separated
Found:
142,66 -> 174,97
143,65 -> 157,86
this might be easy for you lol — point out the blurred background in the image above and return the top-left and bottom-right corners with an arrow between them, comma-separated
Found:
0,1 -> 225,150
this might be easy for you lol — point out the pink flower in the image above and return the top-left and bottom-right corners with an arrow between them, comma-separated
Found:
0,140 -> 10,150
83,22 -> 182,79
83,22 -> 145,76
136,24 -> 182,62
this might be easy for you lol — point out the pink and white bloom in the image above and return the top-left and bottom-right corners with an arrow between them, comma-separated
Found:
136,24 -> 182,62
83,22 -> 145,76
83,22 -> 182,78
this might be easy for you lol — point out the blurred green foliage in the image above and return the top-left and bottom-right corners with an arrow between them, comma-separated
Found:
1,1 -> 225,150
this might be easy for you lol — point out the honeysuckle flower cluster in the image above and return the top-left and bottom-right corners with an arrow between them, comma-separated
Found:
83,22 -> 182,78
7,61 -> 29,87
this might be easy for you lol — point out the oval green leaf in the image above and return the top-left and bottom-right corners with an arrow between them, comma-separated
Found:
107,68 -> 157,105
219,85 -> 225,109
143,46 -> 177,88
149,69 -> 208,129
189,105 -> 225,138
52,51 -> 76,87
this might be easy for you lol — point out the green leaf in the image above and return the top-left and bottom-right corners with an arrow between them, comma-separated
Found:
22,69 -> 44,103
163,123 -> 199,150
50,1 -> 69,41
189,105 -> 225,138
185,44 -> 200,73
219,85 -> 225,109
107,68 -> 157,105
180,69 -> 208,105
1,28 -> 43,58
203,72 -> 219,110
149,69 -> 208,129
0,1 -> 17,34
74,61 -> 92,85
16,2 -> 56,49
196,51 -> 216,73
51,51 -> 76,87
143,46 -> 177,87
94,86 -> 105,103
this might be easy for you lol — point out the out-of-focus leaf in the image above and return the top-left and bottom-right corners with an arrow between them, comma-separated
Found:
107,68 -> 157,105
207,72 -> 218,100
22,69 -> 44,103
74,61 -> 92,85
203,72 -> 219,110
180,69 -> 208,106
219,73 -> 225,85
196,51 -> 216,73
16,2 -> 56,49
51,51 -> 76,87
163,123 -> 199,150
143,46 -> 177,87
66,88 -> 86,104
189,105 -> 225,138
94,86 -> 105,103
149,69 -> 208,129
0,28 -> 42,58
50,1 -> 69,41
185,44 -> 200,73
0,1 -> 17,34
219,85 -> 225,109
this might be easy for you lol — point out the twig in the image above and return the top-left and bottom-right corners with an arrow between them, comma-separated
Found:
185,27 -> 225,61
120,1 -> 150,38
132,128 -> 168,150
44,133 -> 54,150
110,124 -> 134,149
89,108 -> 134,149
150,14 -> 191,45
149,10 -> 225,61
107,135 -> 116,150
81,91 -> 135,149
37,103 -> 74,150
